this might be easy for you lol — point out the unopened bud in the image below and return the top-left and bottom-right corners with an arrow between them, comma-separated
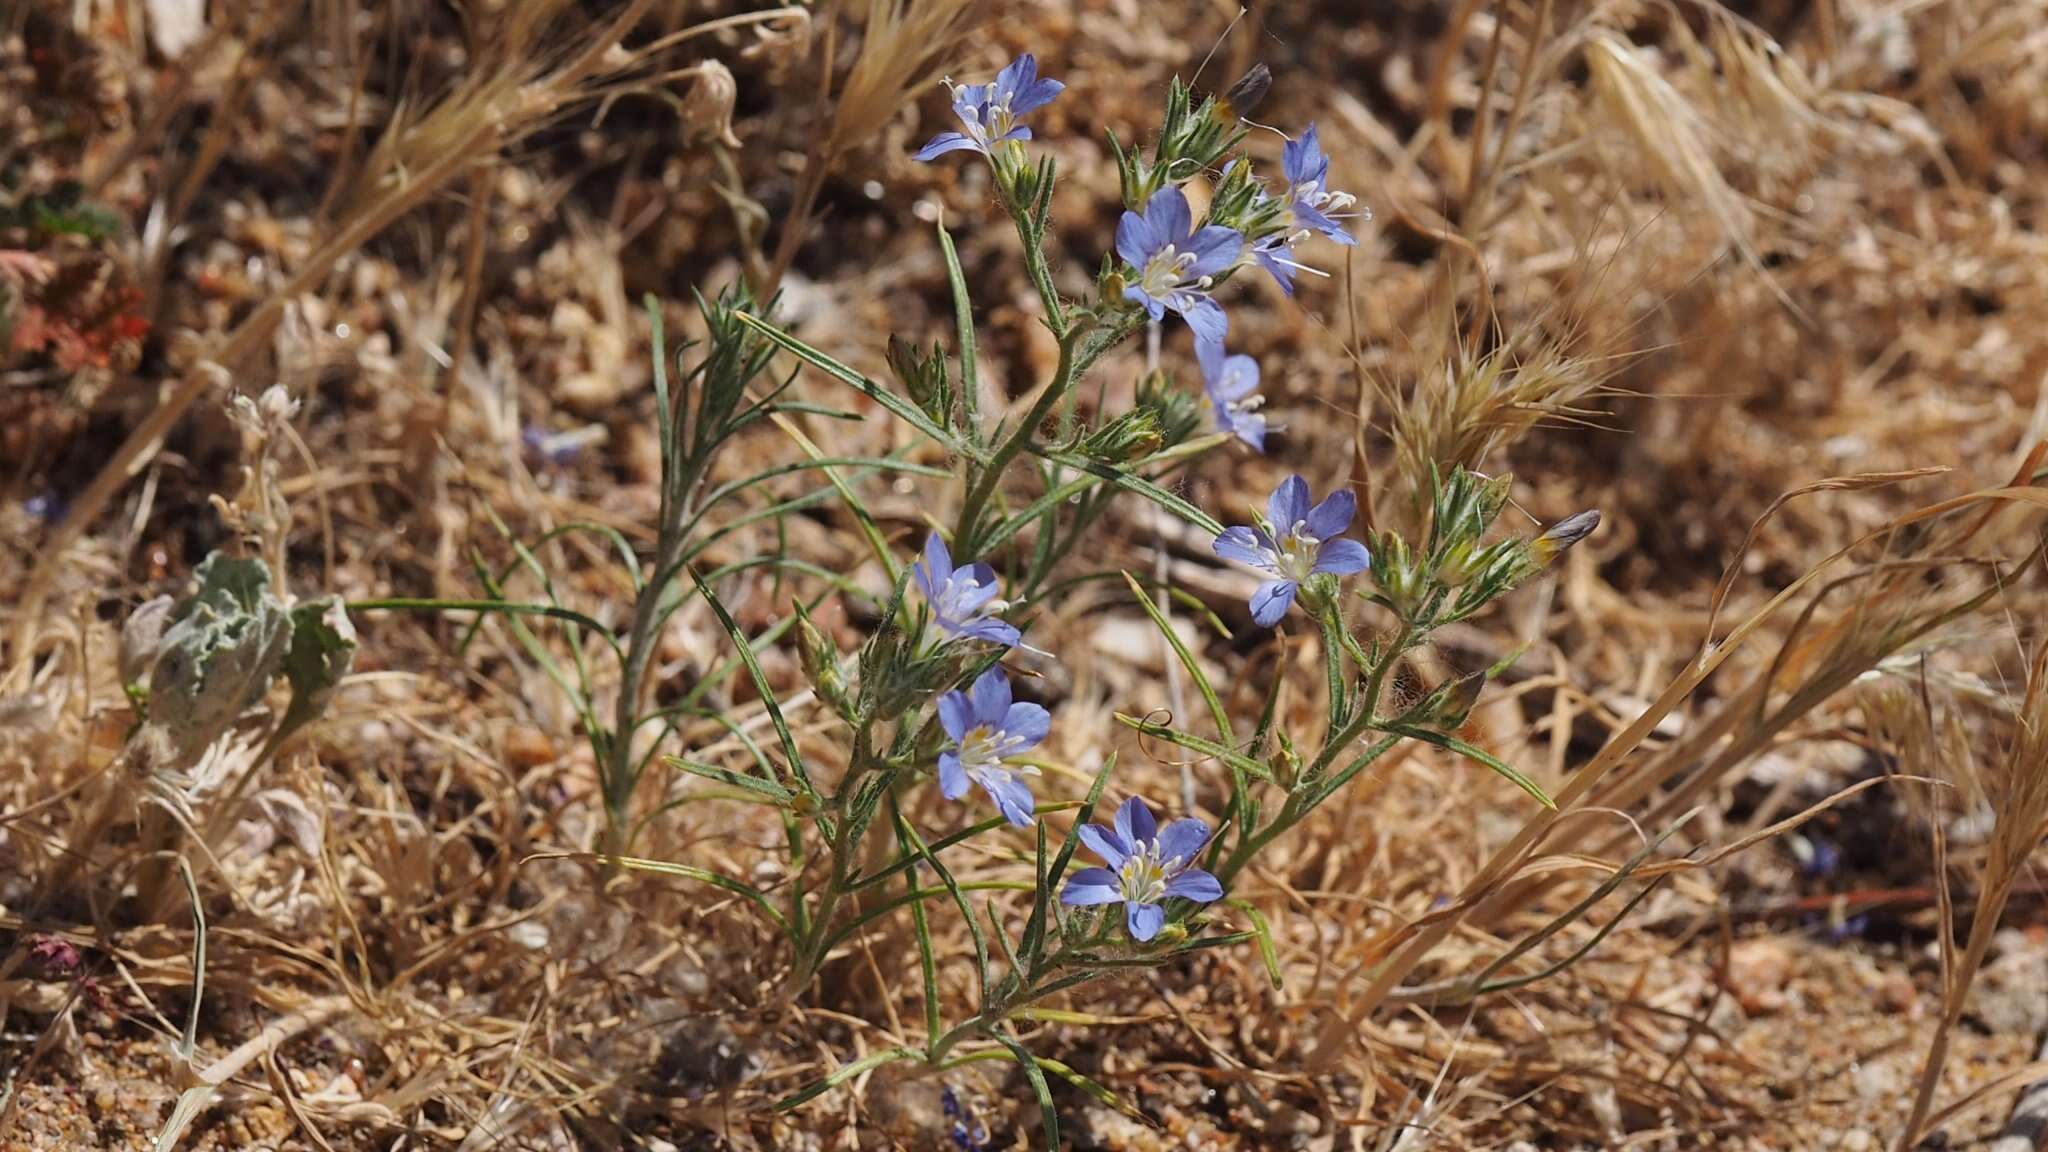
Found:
795,612 -> 847,715
1532,509 -> 1601,566
1216,63 -> 1271,122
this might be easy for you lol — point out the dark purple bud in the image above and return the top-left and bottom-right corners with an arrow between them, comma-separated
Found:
1219,63 -> 1271,120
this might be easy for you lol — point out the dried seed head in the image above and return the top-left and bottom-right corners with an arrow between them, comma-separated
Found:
678,60 -> 742,149
740,7 -> 815,81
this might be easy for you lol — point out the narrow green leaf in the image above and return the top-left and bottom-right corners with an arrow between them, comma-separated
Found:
1382,723 -> 1556,809
1123,571 -> 1231,744
693,455 -> 950,518
1018,822 -> 1054,966
590,852 -> 791,935
348,598 -> 620,657
645,295 -> 677,520
937,218 -> 979,429
755,400 -> 864,421
888,794 -> 944,1050
992,1032 -> 1060,1150
686,568 -> 818,802
1050,752 -> 1118,893
661,755 -> 794,804
851,801 -> 1082,891
1034,1057 -> 1154,1129
1113,714 -> 1274,782
775,1046 -> 920,1111
896,811 -> 992,998
734,310 -> 969,455
762,404 -> 902,584
1225,898 -> 1283,991
1032,448 -> 1224,536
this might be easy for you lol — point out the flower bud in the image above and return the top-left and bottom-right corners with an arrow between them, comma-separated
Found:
1081,408 -> 1164,463
794,606 -> 849,716
1216,63 -> 1271,122
1370,531 -> 1425,618
1531,509 -> 1601,567
885,335 -> 953,428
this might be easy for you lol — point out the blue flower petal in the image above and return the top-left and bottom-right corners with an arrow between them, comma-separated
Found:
1179,295 -> 1228,349
1268,476 -> 1312,534
1284,123 -> 1328,188
1061,867 -> 1123,906
1013,76 -> 1065,116
1212,526 -> 1270,570
1116,208 -> 1157,270
1230,412 -> 1267,452
1002,702 -> 1050,748
951,81 -> 993,117
1304,489 -> 1356,539
1078,823 -> 1129,868
1164,867 -> 1224,903
1114,796 -> 1157,848
1250,580 -> 1298,627
1122,283 -> 1166,321
959,618 -> 1022,647
980,770 -> 1037,828
1292,199 -> 1352,244
1254,239 -> 1300,296
1183,224 -> 1243,279
938,752 -> 969,800
993,53 -> 1036,102
961,561 -> 1002,604
1126,901 -> 1166,941
1144,187 -> 1192,247
1206,353 -> 1260,402
1312,537 -> 1370,576
938,689 -> 973,743
921,532 -> 954,586
1155,817 -> 1211,865
969,667 -> 1011,727
912,132 -> 981,162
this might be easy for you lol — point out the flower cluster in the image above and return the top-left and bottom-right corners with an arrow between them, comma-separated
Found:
915,54 -> 1361,455
911,529 -> 1224,939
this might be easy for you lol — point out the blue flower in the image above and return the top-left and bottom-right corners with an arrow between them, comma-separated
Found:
1248,227 -> 1326,297
1061,797 -> 1224,941
937,667 -> 1048,828
1117,187 -> 1242,349
1197,340 -> 1266,452
1279,123 -> 1359,245
912,533 -> 1021,647
912,53 -> 1065,162
941,1086 -> 992,1151
1211,475 -> 1370,626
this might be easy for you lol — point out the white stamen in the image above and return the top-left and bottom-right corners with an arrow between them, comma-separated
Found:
1117,840 -> 1171,905
957,724 -> 1042,776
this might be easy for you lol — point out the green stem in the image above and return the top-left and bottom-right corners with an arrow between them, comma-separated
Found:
1212,622 -> 1416,889
953,333 -> 1076,555
1006,195 -> 1067,340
